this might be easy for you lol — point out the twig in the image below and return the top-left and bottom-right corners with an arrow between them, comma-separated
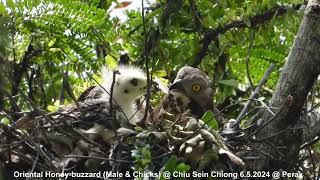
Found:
158,48 -> 170,78
264,140 -> 285,157
63,155 -> 132,163
60,49 -> 126,119
11,151 -> 50,171
232,63 -> 275,128
71,129 -> 102,148
25,131 -> 59,172
138,0 -> 183,65
152,151 -> 173,160
171,110 -> 190,127
197,98 -> 261,132
128,97 -> 146,121
317,163 -> 320,180
109,70 -> 119,120
127,5 -> 161,36
1,94 -> 21,101
245,30 -> 255,89
22,130 -> 59,172
82,69 -> 129,121
141,0 -> 151,126
189,0 -> 203,32
1,86 -> 21,119
62,72 -> 81,110
28,153 -> 39,179
247,94 -> 294,140
306,103 -> 320,114
18,91 -> 69,135
247,103 -> 286,138
245,144 -> 280,160
192,3 -> 304,67
300,136 -> 320,150
221,123 -> 255,136
307,147 -> 317,180
0,125 -> 38,147
10,92 -> 62,171
252,124 -> 308,143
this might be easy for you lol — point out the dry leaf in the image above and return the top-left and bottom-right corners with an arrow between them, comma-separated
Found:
219,148 -> 245,166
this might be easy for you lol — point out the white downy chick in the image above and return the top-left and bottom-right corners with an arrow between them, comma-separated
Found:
101,65 -> 147,125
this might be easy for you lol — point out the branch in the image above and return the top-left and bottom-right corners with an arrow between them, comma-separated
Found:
109,70 -> 119,120
249,0 -> 320,170
12,44 -> 42,96
140,0 -> 183,124
0,57 -> 5,110
299,110 -> 320,147
141,0 -> 150,126
245,30 -> 255,89
189,0 -> 203,32
63,155 -> 132,163
192,3 -> 305,67
233,63 -> 275,128
140,0 -> 183,62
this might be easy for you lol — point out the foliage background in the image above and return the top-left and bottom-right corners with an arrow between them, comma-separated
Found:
0,0 -> 304,110
1,0 -> 319,177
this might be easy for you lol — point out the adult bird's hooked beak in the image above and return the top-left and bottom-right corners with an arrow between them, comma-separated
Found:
169,79 -> 185,92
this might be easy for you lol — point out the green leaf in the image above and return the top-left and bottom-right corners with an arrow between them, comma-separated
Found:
48,39 -> 56,47
201,111 -> 218,130
197,149 -> 219,171
105,55 -> 118,70
0,3 -> 7,15
217,79 -> 239,88
145,7 -> 163,20
47,105 -> 59,112
163,155 -> 177,171
314,141 -> 320,153
141,147 -> 151,160
153,70 -> 167,78
175,163 -> 190,172
160,155 -> 178,180
6,0 -> 15,9
1,117 -> 10,125
243,17 -> 251,27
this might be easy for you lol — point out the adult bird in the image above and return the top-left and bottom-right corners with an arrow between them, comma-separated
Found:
169,66 -> 213,117
150,66 -> 223,125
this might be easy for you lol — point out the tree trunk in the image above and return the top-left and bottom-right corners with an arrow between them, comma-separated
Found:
248,0 -> 320,170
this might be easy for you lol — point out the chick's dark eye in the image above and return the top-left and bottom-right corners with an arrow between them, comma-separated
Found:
130,78 -> 138,86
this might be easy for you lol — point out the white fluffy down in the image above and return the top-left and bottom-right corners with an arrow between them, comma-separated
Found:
101,65 -> 147,125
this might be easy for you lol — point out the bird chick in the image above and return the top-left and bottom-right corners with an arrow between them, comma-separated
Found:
101,65 -> 147,125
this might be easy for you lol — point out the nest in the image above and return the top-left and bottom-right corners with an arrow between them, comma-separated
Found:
0,99 -> 245,179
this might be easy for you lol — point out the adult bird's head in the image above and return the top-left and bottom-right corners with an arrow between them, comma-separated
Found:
169,66 -> 213,116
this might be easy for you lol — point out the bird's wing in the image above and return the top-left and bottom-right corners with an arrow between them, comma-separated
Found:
46,99 -> 121,130
77,86 -> 105,102
36,99 -> 123,170
149,91 -> 190,125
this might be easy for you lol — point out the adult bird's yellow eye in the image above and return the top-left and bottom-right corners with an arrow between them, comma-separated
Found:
192,84 -> 201,92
